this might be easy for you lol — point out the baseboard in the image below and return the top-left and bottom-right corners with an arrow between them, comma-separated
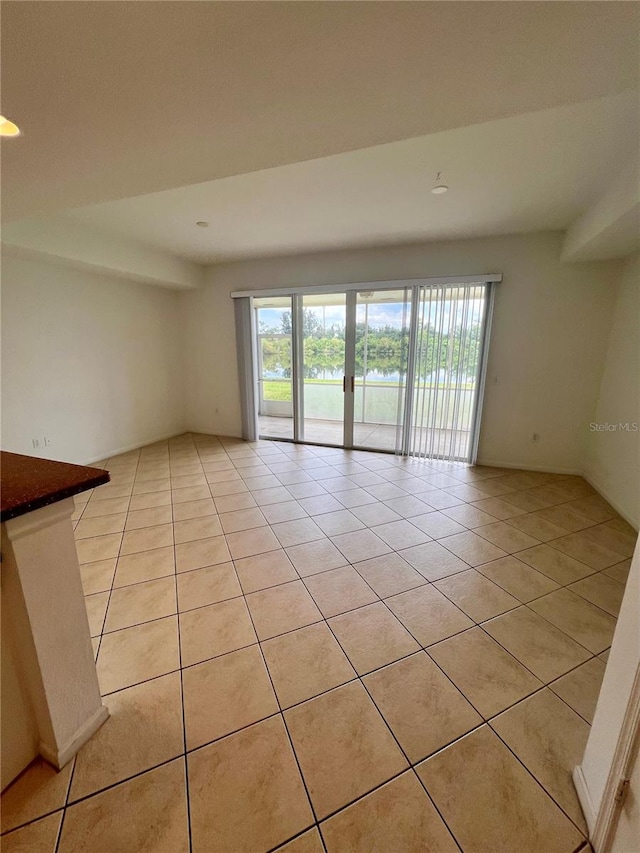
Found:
573,765 -> 597,836
39,704 -> 110,769
582,472 -> 639,532
475,458 -> 582,476
82,428 -> 188,466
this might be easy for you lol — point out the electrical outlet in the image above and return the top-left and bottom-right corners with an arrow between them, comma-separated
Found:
44,437 -> 52,447
532,432 -> 540,442
32,438 -> 40,449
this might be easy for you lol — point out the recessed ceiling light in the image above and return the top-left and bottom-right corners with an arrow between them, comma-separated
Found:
196,221 -> 209,228
0,116 -> 21,137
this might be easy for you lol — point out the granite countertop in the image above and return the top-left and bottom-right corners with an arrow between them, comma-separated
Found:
1,451 -> 110,522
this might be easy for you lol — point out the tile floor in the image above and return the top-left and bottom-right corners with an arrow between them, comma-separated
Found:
2,432 -> 636,853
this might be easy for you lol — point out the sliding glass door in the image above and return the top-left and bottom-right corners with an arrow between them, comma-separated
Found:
251,280 -> 493,462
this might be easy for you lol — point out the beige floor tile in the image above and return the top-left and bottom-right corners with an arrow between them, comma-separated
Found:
504,512 -> 570,543
79,558 -> 117,595
75,532 -> 122,564
549,658 -> 607,723
297,494 -> 345,516
125,506 -> 173,530
438,530 -> 508,567
128,491 -> 173,512
213,492 -> 257,513
172,498 -> 216,521
58,759 -> 189,853
173,485 -> 213,502
219,507 -> 268,533
179,597 -> 256,666
188,716 -> 313,853
349,502 -> 402,526
85,591 -> 109,636
262,622 -> 356,708
397,541 -> 469,580
1,811 -> 62,853
328,601 -> 420,674
173,514 -> 222,544
177,562 -> 242,610
114,546 -> 175,586
364,652 -> 481,762
285,539 -> 348,577
517,543 -> 594,584
225,526 -> 282,559
285,681 -> 407,819
491,689 -> 590,830
271,518 -> 326,547
175,535 -> 231,572
483,607 -> 591,683
330,529 -> 392,562
383,495 -> 434,518
81,496 -> 130,518
352,552 -> 426,598
321,771 -> 458,853
409,511 -> 466,538
475,555 -> 559,602
428,627 -> 542,718
235,549 -> 299,593
416,725 -> 583,853
314,509 -> 366,536
253,486 -> 293,505
549,532 -> 625,570
246,580 -> 322,640
1,758 -> 72,834
119,524 -> 173,556
565,495 -> 618,523
569,572 -> 626,617
305,566 -> 378,618
97,616 -> 180,694
261,500 -> 309,524
369,519 -> 431,550
69,672 -> 183,801
183,645 -> 278,749
434,569 -> 519,622
275,828 -> 324,853
475,520 -> 540,553
385,585 -> 473,646
605,558 -> 632,584
104,577 -> 176,632
74,512 -> 127,540
469,497 -> 527,520
528,588 -> 616,653
441,504 -> 498,528
533,505 -> 594,532
133,477 -> 171,495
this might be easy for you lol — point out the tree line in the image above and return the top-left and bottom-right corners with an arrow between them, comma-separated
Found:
259,309 -> 481,381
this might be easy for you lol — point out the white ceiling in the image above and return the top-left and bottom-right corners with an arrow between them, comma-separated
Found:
1,2 -> 638,272
64,93 -> 638,263
2,1 -> 638,221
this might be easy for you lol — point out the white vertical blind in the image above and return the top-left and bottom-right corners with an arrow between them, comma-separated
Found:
409,283 -> 488,463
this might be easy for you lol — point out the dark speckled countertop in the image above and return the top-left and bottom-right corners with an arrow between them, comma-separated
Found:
1,451 -> 110,523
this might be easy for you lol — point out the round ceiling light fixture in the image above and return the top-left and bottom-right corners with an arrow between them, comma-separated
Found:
196,221 -> 209,228
0,115 -> 21,137
431,171 -> 448,195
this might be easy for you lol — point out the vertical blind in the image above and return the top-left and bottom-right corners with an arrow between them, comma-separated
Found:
409,283 -> 488,462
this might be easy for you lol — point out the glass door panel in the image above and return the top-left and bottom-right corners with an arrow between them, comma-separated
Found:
254,296 -> 294,440
353,289 -> 411,451
300,293 -> 347,446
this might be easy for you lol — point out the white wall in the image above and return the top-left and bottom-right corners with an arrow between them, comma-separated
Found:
575,540 -> 640,850
585,253 -> 640,528
1,255 -> 186,464
182,232 -> 622,473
